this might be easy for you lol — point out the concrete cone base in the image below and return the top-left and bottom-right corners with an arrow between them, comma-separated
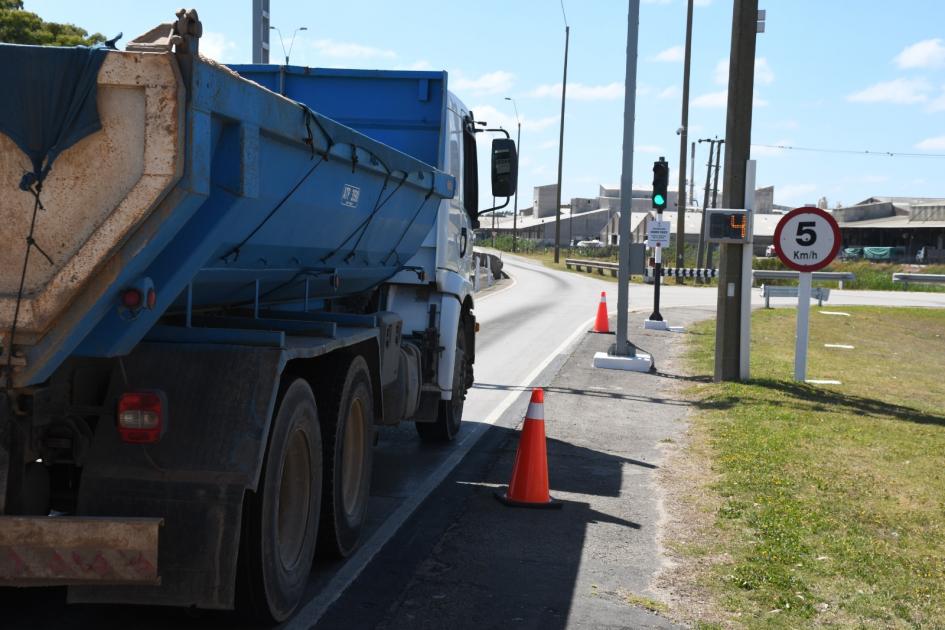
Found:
592,351 -> 653,372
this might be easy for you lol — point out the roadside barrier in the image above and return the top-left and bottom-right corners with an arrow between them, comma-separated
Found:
495,388 -> 561,509
644,267 -> 718,280
593,291 -> 610,334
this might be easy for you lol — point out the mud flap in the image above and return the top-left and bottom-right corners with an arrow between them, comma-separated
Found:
0,516 -> 161,585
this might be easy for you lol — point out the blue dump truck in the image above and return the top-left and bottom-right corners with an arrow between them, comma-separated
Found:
0,9 -> 516,622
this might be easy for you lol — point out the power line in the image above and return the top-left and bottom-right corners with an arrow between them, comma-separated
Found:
752,143 -> 945,159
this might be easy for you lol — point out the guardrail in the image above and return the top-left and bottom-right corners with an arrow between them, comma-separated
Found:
892,273 -> 945,287
565,258 -> 620,277
752,270 -> 855,288
761,284 -> 831,308
564,261 -> 857,287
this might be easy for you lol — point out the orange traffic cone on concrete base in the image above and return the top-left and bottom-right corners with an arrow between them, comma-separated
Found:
592,291 -> 611,334
495,388 -> 561,509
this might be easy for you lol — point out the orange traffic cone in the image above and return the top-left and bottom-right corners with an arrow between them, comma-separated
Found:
592,291 -> 610,333
495,388 -> 561,509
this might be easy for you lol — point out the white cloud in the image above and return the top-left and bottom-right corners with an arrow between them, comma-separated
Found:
470,104 -> 557,133
657,86 -> 679,99
201,31 -> 237,62
528,81 -> 624,101
847,78 -> 932,104
777,183 -> 818,204
751,140 -> 793,157
311,39 -> 396,60
713,57 -> 774,86
406,60 -> 434,71
452,70 -> 515,95
652,46 -> 684,62
895,38 -> 945,69
692,90 -> 727,108
915,135 -> 945,150
928,88 -> 945,112
539,139 -> 558,150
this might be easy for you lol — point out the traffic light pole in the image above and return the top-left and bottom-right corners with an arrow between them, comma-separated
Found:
648,157 -> 669,324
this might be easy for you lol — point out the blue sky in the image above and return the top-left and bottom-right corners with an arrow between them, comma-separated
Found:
29,0 -> 945,209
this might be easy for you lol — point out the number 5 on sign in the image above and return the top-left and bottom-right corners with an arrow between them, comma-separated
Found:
773,207 -> 841,381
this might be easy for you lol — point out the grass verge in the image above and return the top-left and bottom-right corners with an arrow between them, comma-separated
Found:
682,306 -> 945,628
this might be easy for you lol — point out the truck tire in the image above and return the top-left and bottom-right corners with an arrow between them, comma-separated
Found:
237,378 -> 322,624
416,322 -> 467,443
318,355 -> 374,558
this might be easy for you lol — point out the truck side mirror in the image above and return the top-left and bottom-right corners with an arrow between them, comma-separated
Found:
491,138 -> 517,198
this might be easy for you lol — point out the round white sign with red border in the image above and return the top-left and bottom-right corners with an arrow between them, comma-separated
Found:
773,207 -> 841,272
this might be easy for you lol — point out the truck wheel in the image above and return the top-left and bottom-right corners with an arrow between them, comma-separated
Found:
237,378 -> 322,624
319,356 -> 374,558
416,323 -> 467,443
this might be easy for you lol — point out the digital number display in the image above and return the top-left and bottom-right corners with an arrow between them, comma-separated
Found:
706,210 -> 749,243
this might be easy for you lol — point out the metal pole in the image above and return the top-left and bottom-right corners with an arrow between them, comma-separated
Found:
739,159 -> 756,380
707,138 -> 724,269
553,25 -> 570,263
794,271 -> 812,381
715,0 -> 759,382
514,121 -> 520,252
615,0 -> 641,357
674,0 -> 694,281
696,138 -> 714,271
689,141 -> 696,206
712,139 -> 724,208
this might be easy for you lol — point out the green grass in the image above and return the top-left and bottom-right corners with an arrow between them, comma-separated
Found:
685,307 -> 945,628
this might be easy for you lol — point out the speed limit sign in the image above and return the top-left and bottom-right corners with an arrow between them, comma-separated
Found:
773,207 -> 841,271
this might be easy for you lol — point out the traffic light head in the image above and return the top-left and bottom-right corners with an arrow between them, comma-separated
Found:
652,157 -> 669,210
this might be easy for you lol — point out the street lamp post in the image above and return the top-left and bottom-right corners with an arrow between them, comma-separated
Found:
553,2 -> 570,264
504,97 -> 521,253
269,25 -> 307,65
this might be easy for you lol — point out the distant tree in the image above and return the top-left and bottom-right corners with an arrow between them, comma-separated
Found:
0,0 -> 105,46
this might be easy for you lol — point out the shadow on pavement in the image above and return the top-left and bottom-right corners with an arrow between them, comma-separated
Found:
321,424 -> 672,630
473,382 -> 691,408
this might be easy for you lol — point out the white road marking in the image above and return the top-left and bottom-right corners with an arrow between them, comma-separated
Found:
286,307 -> 604,629
474,274 -> 518,302
824,344 -> 854,349
819,311 -> 851,317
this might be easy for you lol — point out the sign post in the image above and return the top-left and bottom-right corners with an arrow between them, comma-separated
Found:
773,207 -> 841,381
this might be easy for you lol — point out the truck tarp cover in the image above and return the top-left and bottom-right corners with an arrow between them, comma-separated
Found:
0,44 -> 107,189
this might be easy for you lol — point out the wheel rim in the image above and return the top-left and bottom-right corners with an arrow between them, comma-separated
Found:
277,428 -> 312,570
341,397 -> 365,519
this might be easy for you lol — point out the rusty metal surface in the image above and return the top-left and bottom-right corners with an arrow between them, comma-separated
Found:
0,50 -> 184,338
0,516 -> 162,586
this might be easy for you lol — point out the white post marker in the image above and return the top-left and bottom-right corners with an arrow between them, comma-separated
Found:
773,207 -> 841,382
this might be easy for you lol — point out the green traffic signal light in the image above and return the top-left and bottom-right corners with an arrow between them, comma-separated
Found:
653,194 -> 665,207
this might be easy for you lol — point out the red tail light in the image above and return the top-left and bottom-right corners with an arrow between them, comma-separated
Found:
117,392 -> 165,444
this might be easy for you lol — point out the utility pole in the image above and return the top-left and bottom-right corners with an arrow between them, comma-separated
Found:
505,97 -> 521,252
715,0 -> 761,382
696,138 -> 715,272
251,0 -> 270,63
553,22 -> 570,263
689,141 -> 696,206
674,0 -> 694,281
707,138 -> 724,269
